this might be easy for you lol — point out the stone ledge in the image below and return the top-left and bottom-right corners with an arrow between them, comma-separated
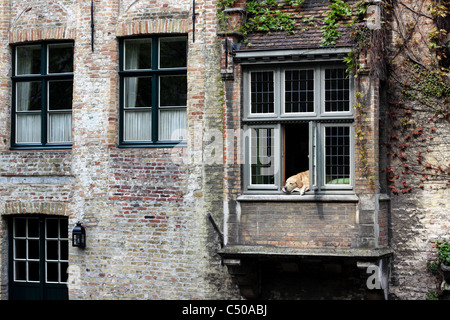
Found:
0,176 -> 75,184
219,245 -> 393,259
237,194 -> 360,202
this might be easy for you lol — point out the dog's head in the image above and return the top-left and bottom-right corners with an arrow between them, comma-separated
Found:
282,174 -> 303,193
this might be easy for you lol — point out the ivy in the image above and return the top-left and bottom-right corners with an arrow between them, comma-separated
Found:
240,0 -> 299,36
219,0 -> 363,47
321,0 -> 353,46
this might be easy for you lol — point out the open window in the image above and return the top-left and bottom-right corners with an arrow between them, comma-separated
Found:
242,63 -> 354,194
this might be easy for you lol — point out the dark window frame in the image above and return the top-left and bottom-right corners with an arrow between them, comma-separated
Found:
8,215 -> 69,300
11,41 -> 74,150
118,35 -> 188,148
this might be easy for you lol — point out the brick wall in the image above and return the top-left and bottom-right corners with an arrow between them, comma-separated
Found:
238,201 -> 359,248
379,0 -> 450,299
0,0 -> 239,300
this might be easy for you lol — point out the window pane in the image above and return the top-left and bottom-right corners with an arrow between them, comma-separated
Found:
46,240 -> 59,260
159,109 -> 187,141
49,80 -> 73,110
28,239 -> 40,260
325,126 -> 350,184
46,262 -> 59,282
250,128 -> 275,185
159,37 -> 187,68
14,261 -> 26,281
14,218 -> 26,237
250,72 -> 274,113
28,218 -> 40,238
124,110 -> 152,141
160,76 -> 187,107
124,39 -> 152,70
16,45 -> 41,75
46,219 -> 59,238
48,43 -> 74,73
16,114 -> 41,143
14,239 -> 26,259
48,113 -> 72,143
60,219 -> 68,239
60,240 -> 69,260
16,81 -> 42,111
285,70 -> 314,113
125,77 -> 152,108
28,261 -> 40,282
325,69 -> 350,112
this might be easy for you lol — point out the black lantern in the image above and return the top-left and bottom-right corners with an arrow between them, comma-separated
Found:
72,222 -> 86,248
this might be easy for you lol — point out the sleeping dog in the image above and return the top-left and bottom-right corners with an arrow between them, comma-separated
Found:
282,170 -> 310,195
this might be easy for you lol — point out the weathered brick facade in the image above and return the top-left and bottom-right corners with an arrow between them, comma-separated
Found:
0,0 -> 448,300
0,0 -> 239,300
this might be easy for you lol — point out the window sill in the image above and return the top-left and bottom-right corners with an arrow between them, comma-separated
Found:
118,142 -> 186,149
10,145 -> 72,151
237,193 -> 359,202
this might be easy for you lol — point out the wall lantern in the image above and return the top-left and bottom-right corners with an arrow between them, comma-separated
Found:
72,222 -> 86,248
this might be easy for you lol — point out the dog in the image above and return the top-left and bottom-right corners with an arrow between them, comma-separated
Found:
282,170 -> 310,195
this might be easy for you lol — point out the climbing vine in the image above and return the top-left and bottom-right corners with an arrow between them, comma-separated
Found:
241,0 -> 299,35
218,0 -> 364,46
381,0 -> 450,195
321,0 -> 353,45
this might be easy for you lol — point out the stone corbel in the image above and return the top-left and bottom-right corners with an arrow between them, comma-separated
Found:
366,1 -> 382,30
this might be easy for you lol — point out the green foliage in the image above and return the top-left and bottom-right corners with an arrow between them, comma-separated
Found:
288,0 -> 305,7
220,0 -> 365,47
428,2 -> 449,18
241,0 -> 298,35
416,70 -> 450,101
321,0 -> 353,46
426,290 -> 439,300
427,260 -> 441,275
437,239 -> 450,266
344,50 -> 357,76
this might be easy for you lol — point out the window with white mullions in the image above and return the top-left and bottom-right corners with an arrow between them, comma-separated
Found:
325,68 -> 350,113
12,217 -> 40,282
11,217 -> 69,284
45,218 -> 69,284
325,126 -> 351,185
250,127 -> 275,185
285,69 -> 314,113
250,71 -> 274,114
9,216 -> 69,300
243,63 -> 354,194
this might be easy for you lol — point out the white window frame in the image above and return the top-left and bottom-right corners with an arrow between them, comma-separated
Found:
243,124 -> 282,191
242,63 -> 354,194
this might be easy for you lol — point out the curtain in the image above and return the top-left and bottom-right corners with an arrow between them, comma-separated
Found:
159,109 -> 187,141
49,113 -> 72,143
124,41 -> 149,141
16,51 -> 38,143
124,110 -> 151,141
16,114 -> 41,143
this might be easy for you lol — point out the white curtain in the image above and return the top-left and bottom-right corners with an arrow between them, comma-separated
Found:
16,50 -> 39,143
124,110 -> 152,141
124,41 -> 151,141
159,109 -> 187,141
16,114 -> 41,143
49,113 -> 72,143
